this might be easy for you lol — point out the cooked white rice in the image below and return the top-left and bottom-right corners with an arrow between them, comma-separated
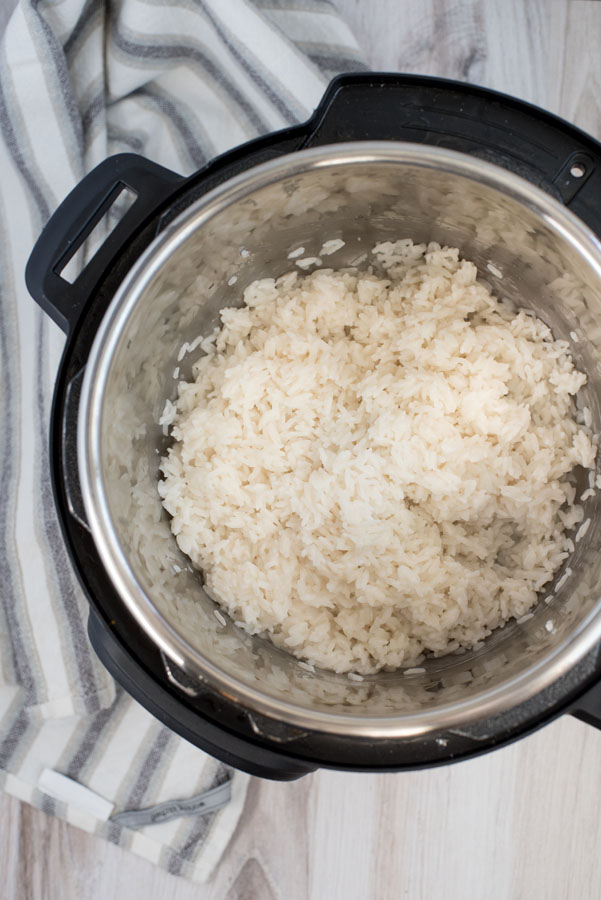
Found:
159,240 -> 596,674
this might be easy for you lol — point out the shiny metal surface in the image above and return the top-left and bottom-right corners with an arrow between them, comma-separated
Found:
79,143 -> 601,738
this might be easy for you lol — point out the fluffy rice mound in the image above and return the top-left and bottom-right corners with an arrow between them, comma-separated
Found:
159,241 -> 595,674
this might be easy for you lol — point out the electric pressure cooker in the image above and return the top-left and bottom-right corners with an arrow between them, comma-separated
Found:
26,74 -> 601,779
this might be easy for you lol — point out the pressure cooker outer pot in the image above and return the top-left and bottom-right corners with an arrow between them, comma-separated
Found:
25,73 -> 601,779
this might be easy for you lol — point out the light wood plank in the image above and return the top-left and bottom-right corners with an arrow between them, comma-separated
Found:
560,0 -> 601,137
334,0 -> 570,114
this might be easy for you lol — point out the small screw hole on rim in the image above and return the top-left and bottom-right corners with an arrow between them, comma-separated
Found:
570,163 -> 586,178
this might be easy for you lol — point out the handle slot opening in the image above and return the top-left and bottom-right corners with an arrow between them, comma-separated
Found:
55,184 -> 138,284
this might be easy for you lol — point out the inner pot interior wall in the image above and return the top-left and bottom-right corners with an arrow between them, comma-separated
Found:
98,159 -> 601,719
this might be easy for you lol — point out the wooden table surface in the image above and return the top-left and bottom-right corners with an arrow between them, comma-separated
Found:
3,0 -> 601,897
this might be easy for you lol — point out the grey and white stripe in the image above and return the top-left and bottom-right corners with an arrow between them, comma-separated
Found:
0,11 -> 116,719
0,0 -> 365,883
0,197 -> 40,709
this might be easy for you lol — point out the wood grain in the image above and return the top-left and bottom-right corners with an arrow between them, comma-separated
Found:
335,0 -> 575,117
4,0 -> 601,898
561,0 -> 601,133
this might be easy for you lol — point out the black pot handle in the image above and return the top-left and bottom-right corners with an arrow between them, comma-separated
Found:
25,154 -> 185,335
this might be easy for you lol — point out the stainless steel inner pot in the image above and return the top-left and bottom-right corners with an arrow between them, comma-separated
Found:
79,143 -> 601,739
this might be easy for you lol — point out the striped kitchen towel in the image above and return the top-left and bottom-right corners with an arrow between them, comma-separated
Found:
0,0 -> 366,882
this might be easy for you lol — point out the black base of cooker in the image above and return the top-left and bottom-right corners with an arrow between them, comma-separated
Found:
30,73 -> 601,779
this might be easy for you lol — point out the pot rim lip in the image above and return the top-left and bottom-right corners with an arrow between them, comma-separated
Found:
78,141 -> 601,738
